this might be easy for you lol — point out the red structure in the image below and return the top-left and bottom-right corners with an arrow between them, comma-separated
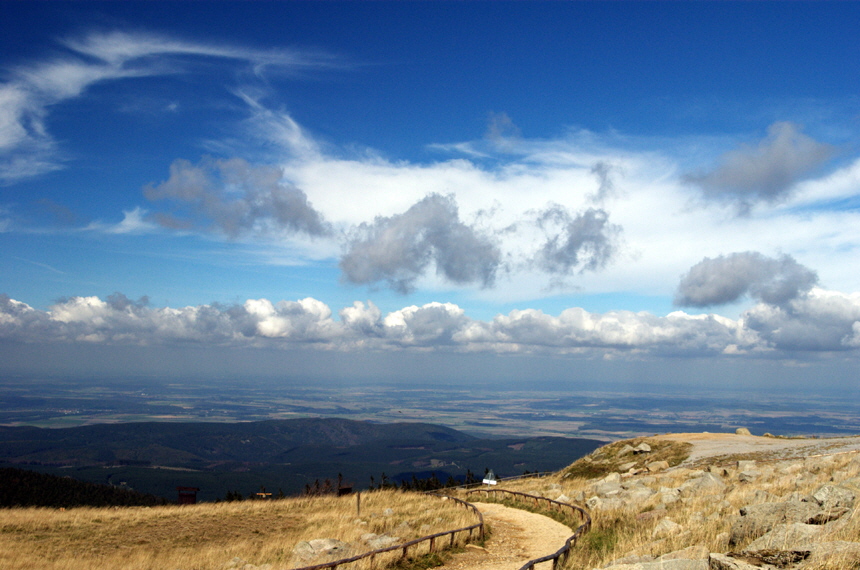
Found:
177,486 -> 200,505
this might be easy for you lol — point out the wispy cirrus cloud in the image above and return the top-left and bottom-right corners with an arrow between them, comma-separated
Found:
0,30 -> 338,183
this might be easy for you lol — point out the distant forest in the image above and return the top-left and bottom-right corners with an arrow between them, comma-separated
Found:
0,467 -> 169,508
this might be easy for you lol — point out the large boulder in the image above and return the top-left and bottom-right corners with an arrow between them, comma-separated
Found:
729,501 -> 820,545
804,541 -> 860,567
810,484 -> 855,510
743,522 -> 822,551
292,538 -> 352,563
708,553 -> 772,570
680,472 -> 726,497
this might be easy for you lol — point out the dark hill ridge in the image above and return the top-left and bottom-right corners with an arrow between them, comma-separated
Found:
0,418 -> 601,501
0,418 -> 474,465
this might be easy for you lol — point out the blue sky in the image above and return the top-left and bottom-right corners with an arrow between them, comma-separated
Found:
2,2 -> 860,386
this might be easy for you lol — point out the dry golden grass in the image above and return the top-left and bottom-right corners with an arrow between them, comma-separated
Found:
0,490 -> 478,570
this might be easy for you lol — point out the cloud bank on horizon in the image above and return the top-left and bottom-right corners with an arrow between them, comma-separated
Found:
2,8 -> 860,369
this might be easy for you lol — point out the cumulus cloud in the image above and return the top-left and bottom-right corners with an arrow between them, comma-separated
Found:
0,30 -> 336,183
675,252 -> 818,308
684,122 -> 834,213
743,288 -> 860,352
3,290 -> 860,356
534,206 -> 620,277
144,157 -> 330,238
339,193 -> 501,293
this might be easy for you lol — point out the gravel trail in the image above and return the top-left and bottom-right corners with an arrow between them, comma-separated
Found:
655,432 -> 860,465
438,502 -> 572,570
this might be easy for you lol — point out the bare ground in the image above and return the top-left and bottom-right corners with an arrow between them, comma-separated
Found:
438,502 -> 571,570
654,432 -> 860,465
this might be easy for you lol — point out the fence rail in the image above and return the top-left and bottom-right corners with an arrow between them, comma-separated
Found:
291,494 -> 483,570
466,488 -> 592,570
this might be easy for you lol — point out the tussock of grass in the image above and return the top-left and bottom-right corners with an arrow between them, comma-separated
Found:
563,438 -> 692,479
0,490 -> 478,570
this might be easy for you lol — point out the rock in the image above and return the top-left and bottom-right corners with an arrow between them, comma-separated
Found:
730,501 -> 820,544
223,558 -> 247,569
737,471 -> 760,483
556,493 -> 571,503
659,545 -> 708,561
595,480 -> 623,496
618,444 -> 636,456
810,484 -> 855,509
633,443 -> 652,454
292,538 -> 352,562
365,534 -> 400,549
807,506 -> 850,524
601,472 -> 623,484
647,460 -> 670,472
680,472 -> 726,497
735,427 -> 752,435
652,517 -> 682,538
383,508 -> 394,516
733,549 -> 810,567
708,553 -> 775,570
607,554 -> 655,566
737,460 -> 757,471
586,496 -> 625,510
624,487 -> 656,504
804,540 -> 860,567
744,522 -> 823,551
619,461 -> 638,472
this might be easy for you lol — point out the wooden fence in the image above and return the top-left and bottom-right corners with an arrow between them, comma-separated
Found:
466,488 -> 592,570
291,494 -> 484,570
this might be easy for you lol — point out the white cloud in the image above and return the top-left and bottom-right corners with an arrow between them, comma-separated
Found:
1,288 -> 858,358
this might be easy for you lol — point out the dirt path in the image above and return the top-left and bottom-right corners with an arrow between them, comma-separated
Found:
654,433 -> 860,465
438,502 -> 572,570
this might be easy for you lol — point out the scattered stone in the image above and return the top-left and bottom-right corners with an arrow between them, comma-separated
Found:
365,534 -> 400,549
744,522 -> 823,551
680,472 -> 726,497
382,508 -> 394,516
709,552 -> 774,570
810,484 -> 855,509
735,427 -> 752,435
619,461 -> 638,472
652,517 -> 682,538
556,493 -> 571,503
737,471 -> 760,483
804,540 -> 860,567
730,549 -> 810,567
730,501 -> 820,544
292,538 -> 352,562
659,545 -> 708,561
633,443 -> 652,454
737,460 -> 757,471
647,460 -> 670,473
618,444 -> 636,456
